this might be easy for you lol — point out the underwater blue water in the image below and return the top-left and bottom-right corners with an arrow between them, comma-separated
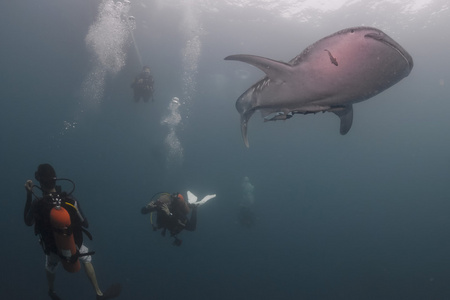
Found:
1,0 -> 450,299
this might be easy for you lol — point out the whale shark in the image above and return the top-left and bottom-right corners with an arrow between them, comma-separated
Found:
225,26 -> 414,147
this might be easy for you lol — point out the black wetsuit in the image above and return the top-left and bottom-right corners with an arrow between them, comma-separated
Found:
141,193 -> 197,237
131,72 -> 154,102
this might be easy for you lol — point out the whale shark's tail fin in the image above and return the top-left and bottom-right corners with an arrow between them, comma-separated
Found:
187,191 -> 216,206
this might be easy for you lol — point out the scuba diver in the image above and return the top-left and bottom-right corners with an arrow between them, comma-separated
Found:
237,205 -> 255,228
141,191 -> 216,246
131,66 -> 154,102
24,163 -> 121,300
237,176 -> 255,228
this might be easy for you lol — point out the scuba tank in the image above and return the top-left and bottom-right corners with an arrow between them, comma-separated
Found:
50,203 -> 80,273
31,176 -> 93,272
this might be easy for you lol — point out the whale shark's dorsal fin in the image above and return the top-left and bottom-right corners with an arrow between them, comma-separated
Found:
225,54 -> 292,83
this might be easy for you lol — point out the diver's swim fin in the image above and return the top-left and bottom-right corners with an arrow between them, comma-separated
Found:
48,290 -> 61,300
187,191 -> 216,206
187,191 -> 198,203
96,283 -> 122,300
197,194 -> 216,205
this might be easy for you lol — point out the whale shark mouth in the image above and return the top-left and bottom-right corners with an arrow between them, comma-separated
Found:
364,32 -> 414,71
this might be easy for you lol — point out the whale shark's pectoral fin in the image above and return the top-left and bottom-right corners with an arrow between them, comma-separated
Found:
225,54 -> 292,82
241,110 -> 255,148
241,116 -> 249,148
333,105 -> 353,135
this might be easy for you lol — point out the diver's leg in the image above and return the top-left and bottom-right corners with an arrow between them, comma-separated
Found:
81,245 -> 122,300
185,206 -> 197,231
79,244 -> 103,296
46,269 -> 55,291
143,90 -> 152,102
84,261 -> 122,300
84,261 -> 103,296
45,253 -> 61,300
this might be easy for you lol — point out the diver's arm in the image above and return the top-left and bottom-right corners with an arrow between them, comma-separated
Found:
75,199 -> 89,228
141,201 -> 158,214
23,180 -> 35,226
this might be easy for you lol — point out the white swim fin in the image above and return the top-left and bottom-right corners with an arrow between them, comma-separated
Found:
187,191 -> 198,204
196,194 -> 216,205
187,191 -> 216,206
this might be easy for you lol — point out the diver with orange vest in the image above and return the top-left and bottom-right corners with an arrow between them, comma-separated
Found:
24,164 -> 121,300
141,191 -> 216,246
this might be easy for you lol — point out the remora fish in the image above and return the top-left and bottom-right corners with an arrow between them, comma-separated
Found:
225,26 -> 414,147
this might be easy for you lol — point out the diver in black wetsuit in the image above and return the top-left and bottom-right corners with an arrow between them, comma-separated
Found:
131,66 -> 154,102
24,163 -> 122,300
238,204 -> 255,228
237,176 -> 255,228
141,193 -> 197,246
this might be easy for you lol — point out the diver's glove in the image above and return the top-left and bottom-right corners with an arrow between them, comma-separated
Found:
159,203 -> 171,216
25,180 -> 33,193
